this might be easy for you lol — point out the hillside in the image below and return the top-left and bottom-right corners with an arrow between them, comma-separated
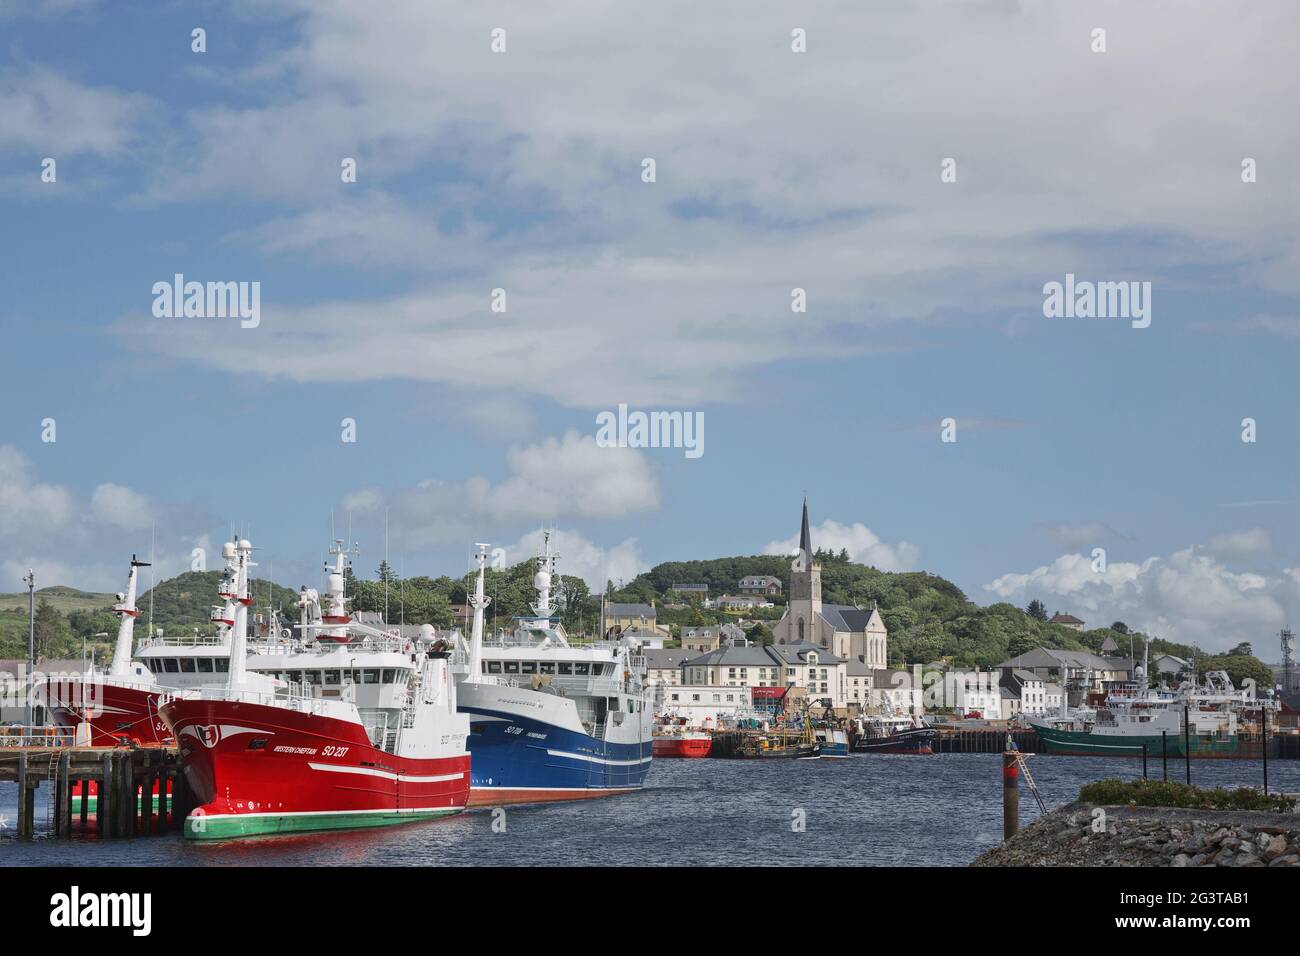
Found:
0,586 -> 116,614
610,551 -> 1275,685
134,571 -> 302,638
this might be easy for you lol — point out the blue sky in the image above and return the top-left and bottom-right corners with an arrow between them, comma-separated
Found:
3,1 -> 1300,655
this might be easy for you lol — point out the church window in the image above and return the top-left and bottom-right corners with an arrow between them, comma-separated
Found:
797,618 -> 805,641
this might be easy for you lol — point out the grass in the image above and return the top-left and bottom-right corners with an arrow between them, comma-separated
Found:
1080,778 -> 1297,813
0,587 -> 115,614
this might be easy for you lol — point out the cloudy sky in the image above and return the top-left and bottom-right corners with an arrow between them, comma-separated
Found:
3,1 -> 1300,655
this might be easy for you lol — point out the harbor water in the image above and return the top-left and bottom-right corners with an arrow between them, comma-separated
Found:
3,754 -> 1298,866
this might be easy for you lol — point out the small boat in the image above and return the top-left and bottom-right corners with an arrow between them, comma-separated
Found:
851,713 -> 935,754
813,723 -> 849,758
652,715 -> 713,757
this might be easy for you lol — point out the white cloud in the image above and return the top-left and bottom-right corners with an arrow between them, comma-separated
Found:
90,483 -> 154,531
116,1 -> 1300,406
499,528 -> 647,592
0,445 -> 77,538
764,519 -> 919,573
986,542 -> 1293,652
0,65 -> 149,156
1206,528 -> 1272,556
343,430 -> 659,549
1039,522 -> 1130,549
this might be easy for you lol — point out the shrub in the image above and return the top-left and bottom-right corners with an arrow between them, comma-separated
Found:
1079,778 -> 1296,813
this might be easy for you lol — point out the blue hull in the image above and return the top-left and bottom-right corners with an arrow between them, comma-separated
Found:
463,705 -> 653,805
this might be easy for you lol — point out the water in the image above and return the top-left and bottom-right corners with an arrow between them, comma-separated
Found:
2,755 -> 1296,866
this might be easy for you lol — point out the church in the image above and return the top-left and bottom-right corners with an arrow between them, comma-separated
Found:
769,499 -> 889,669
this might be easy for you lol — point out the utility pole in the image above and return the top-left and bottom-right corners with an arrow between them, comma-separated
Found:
24,569 -> 35,730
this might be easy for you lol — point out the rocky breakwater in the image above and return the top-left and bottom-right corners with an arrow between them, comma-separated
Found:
972,802 -> 1300,867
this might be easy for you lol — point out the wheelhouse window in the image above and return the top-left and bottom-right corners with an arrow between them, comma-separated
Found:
558,663 -> 573,675
363,669 -> 379,684
324,670 -> 341,685
179,658 -> 197,672
520,662 -> 537,675
503,661 -> 520,674
574,663 -> 590,676
382,669 -> 396,683
486,661 -> 501,674
539,662 -> 556,674
215,659 -> 229,673
162,659 -> 179,673
197,658 -> 213,673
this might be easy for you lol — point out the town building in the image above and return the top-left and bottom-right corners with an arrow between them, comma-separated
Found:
738,574 -> 782,595
643,648 -> 693,691
1153,654 -> 1191,681
1048,612 -> 1086,631
999,667 -> 1047,715
768,499 -> 888,668
681,623 -> 746,654
996,648 -> 1133,699
656,684 -> 754,724
604,601 -> 670,640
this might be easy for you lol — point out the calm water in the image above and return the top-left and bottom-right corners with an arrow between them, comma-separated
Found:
2,755 -> 1296,866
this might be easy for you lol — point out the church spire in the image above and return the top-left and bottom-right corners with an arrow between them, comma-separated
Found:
799,496 -> 813,564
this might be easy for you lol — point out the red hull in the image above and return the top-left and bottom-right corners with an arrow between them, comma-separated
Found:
466,786 -> 639,807
43,678 -> 171,746
159,696 -> 469,839
652,736 -> 713,758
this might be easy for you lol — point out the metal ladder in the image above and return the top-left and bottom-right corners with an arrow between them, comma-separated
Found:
1014,750 -> 1048,814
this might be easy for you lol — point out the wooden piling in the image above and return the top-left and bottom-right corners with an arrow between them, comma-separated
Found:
99,752 -> 114,837
79,777 -> 89,828
1002,751 -> 1019,841
55,751 -> 71,838
16,751 -> 32,840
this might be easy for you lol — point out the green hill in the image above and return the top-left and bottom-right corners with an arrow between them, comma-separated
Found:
133,571 -> 302,638
0,586 -> 116,614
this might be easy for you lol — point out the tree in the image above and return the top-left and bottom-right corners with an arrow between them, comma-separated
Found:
34,599 -> 75,661
1227,642 -> 1253,658
1111,621 -> 1129,634
1025,600 -> 1048,621
375,561 -> 398,585
747,622 -> 773,645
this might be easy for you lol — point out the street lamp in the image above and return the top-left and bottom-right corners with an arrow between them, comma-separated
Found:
23,569 -> 34,732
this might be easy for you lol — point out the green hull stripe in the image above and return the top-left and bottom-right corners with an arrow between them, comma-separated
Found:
184,807 -> 464,840
71,795 -> 171,812
1033,727 -> 1237,757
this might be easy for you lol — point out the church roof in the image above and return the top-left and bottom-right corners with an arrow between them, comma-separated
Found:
799,496 -> 812,561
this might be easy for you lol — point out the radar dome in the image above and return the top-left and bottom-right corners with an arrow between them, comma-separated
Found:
534,569 -> 551,590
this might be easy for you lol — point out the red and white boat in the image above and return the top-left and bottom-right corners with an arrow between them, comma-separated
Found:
38,555 -> 173,745
651,718 -> 712,758
159,539 -> 471,840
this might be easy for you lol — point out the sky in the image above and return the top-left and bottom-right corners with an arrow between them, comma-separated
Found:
2,1 -> 1300,656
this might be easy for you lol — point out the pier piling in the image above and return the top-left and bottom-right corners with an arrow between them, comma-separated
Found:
1002,751 -> 1019,841
99,751 -> 114,837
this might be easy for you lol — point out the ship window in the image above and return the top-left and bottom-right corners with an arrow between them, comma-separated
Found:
363,669 -> 379,684
197,658 -> 214,673
539,662 -> 556,674
558,663 -> 573,675
179,658 -> 197,672
382,669 -> 396,683
486,661 -> 501,674
521,662 -> 537,674
575,663 -> 590,676
324,670 -> 341,685
305,671 -> 322,685
287,670 -> 303,682
163,659 -> 180,673
215,659 -> 229,673
608,697 -> 620,712
503,661 -> 519,674
145,659 -> 157,672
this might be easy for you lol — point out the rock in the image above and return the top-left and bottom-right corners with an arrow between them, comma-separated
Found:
1261,834 -> 1287,859
1171,854 -> 1191,867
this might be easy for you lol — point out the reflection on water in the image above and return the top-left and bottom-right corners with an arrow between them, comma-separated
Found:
2,754 -> 1295,867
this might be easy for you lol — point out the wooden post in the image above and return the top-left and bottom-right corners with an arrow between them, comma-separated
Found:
15,752 -> 32,840
1002,751 -> 1019,841
55,751 -> 71,838
99,752 -> 114,838
1141,743 -> 1148,779
1161,731 -> 1168,781
116,753 -> 131,837
1262,705 -> 1269,796
1183,704 -> 1191,785
79,777 -> 89,827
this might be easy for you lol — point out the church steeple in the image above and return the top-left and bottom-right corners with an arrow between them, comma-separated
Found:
799,496 -> 812,565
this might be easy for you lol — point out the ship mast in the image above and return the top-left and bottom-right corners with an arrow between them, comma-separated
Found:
108,555 -> 150,678
467,543 -> 491,683
227,539 -> 254,687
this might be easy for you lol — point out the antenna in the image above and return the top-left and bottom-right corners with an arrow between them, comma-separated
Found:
1282,628 -> 1297,695
149,522 -> 156,637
